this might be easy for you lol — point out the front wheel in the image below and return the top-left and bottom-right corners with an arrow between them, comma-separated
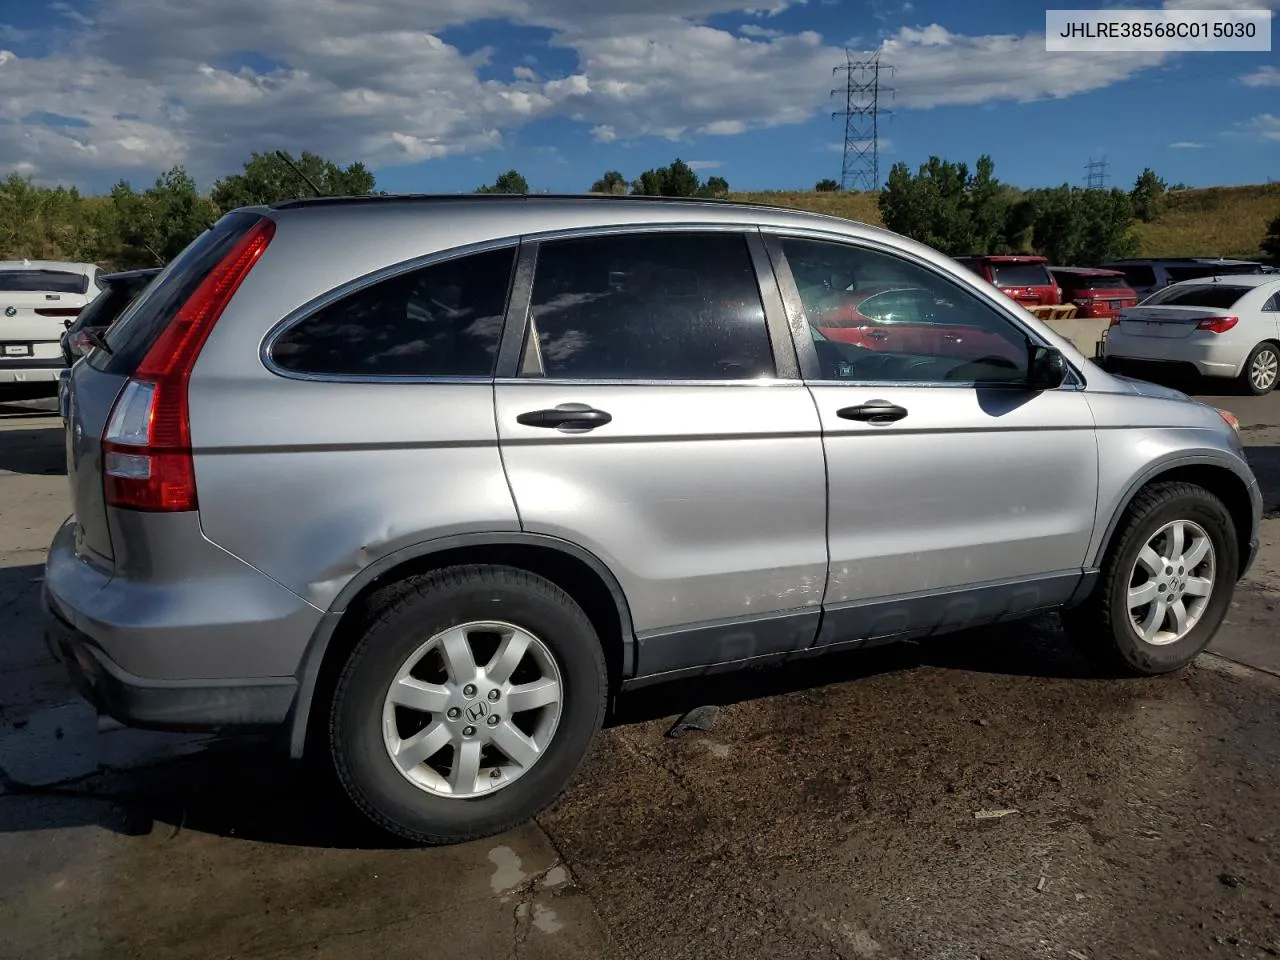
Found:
1240,342 -> 1279,396
329,565 -> 607,844
1063,481 -> 1238,675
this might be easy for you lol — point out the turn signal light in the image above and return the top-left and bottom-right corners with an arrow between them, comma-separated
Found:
1196,315 -> 1239,334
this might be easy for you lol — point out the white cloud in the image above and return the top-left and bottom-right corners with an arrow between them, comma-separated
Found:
1168,141 -> 1204,148
686,159 -> 723,169
1241,65 -> 1280,87
1237,113 -> 1280,141
0,0 -> 1181,185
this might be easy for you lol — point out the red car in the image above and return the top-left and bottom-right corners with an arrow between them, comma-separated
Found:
1048,267 -> 1139,320
955,255 -> 1061,308
810,285 -> 1025,364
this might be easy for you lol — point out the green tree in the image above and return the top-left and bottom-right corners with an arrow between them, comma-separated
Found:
631,158 -> 700,197
476,169 -> 529,194
1262,213 -> 1280,265
696,175 -> 730,199
814,178 -> 840,192
1130,167 -> 1167,222
110,167 -> 217,267
1024,185 -> 1136,265
878,155 -> 1006,255
0,175 -> 107,262
211,151 -> 375,211
589,170 -> 628,195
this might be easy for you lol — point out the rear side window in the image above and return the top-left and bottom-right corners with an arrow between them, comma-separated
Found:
0,270 -> 89,294
522,232 -> 774,380
990,263 -> 1052,287
270,247 -> 515,378
1145,284 -> 1250,308
98,212 -> 264,375
1117,265 -> 1156,287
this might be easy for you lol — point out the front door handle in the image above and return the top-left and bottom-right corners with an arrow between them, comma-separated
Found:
516,403 -> 613,430
836,400 -> 908,424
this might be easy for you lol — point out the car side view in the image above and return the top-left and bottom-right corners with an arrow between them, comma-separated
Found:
44,196 -> 1262,844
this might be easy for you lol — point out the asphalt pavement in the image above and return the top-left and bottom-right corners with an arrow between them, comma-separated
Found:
2,382 -> 1279,960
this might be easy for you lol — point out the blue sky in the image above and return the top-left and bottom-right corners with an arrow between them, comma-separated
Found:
0,0 -> 1276,195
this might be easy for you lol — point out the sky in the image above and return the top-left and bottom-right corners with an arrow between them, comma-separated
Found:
0,0 -> 1277,195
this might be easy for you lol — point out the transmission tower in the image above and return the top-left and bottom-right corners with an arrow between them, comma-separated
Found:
1085,157 -> 1110,190
831,48 -> 894,192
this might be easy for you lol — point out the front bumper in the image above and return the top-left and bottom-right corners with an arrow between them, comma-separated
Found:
44,600 -> 297,730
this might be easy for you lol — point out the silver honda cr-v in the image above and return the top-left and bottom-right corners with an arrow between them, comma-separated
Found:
44,195 -> 1262,844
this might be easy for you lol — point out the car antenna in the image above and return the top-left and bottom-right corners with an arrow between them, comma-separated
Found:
275,150 -> 325,197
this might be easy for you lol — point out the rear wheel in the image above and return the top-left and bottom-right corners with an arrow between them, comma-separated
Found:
329,565 -> 607,844
1063,482 -> 1238,675
1240,341 -> 1279,396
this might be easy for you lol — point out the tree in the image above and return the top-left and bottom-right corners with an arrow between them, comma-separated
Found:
476,169 -> 529,194
877,154 -> 1007,256
1262,213 -> 1280,265
110,167 -> 218,267
211,151 -> 375,211
1130,167 -> 1167,222
815,178 -> 840,192
1023,185 -> 1137,265
589,170 -> 628,195
631,158 -> 700,197
696,176 -> 730,199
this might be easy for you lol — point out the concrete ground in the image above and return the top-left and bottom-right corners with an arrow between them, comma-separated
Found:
1,382 -> 1279,960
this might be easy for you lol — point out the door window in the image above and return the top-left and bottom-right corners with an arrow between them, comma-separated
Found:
778,236 -> 1031,384
269,247 -> 515,377
522,232 -> 775,380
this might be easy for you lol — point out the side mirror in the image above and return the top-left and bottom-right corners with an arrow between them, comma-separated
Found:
1027,344 -> 1069,391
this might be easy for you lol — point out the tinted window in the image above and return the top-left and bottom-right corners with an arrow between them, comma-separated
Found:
1117,265 -> 1157,287
523,232 -> 774,380
1144,284 -> 1250,309
1264,293 -> 1280,312
98,212 -> 264,375
271,247 -> 515,378
0,269 -> 89,294
1055,273 -> 1131,292
990,263 -> 1053,287
780,237 -> 1030,384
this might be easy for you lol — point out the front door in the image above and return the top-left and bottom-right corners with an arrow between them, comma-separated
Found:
767,233 -> 1100,646
495,229 -> 829,679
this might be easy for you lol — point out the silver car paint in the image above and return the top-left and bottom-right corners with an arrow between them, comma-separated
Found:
44,197 -> 1261,705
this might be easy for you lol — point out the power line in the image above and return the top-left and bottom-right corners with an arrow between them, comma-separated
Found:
831,48 -> 894,192
1085,157 -> 1110,190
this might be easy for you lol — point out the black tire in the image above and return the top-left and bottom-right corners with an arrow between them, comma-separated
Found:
1063,481 -> 1238,675
1239,341 -> 1279,396
329,564 -> 607,845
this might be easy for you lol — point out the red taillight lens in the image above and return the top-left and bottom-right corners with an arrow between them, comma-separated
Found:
36,307 -> 82,317
1196,315 -> 1239,334
103,217 -> 275,512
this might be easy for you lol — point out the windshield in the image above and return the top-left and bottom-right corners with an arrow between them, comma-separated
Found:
0,269 -> 89,294
1144,284 -> 1250,308
991,263 -> 1052,287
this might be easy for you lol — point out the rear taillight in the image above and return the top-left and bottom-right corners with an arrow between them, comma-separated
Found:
1196,315 -> 1239,334
36,307 -> 82,317
103,217 -> 275,512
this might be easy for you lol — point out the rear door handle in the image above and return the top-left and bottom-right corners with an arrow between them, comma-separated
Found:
836,400 -> 908,424
516,403 -> 613,431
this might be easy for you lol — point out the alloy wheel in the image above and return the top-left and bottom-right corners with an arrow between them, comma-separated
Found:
1126,520 -> 1216,646
1251,347 -> 1278,393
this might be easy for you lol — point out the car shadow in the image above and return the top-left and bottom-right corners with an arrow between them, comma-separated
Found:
0,418 -> 65,477
1244,443 -> 1280,514
0,613 -> 1107,851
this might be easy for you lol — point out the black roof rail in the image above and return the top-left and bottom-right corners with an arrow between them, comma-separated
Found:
269,192 -> 752,211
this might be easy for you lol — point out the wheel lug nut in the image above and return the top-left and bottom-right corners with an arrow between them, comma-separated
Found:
487,715 -> 500,726
463,725 -> 476,737
488,689 -> 500,702
447,707 -> 461,720
491,769 -> 502,779
463,684 -> 477,697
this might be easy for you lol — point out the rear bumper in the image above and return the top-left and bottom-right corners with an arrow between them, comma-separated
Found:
0,364 -> 64,384
1102,331 -> 1245,379
44,602 -> 296,730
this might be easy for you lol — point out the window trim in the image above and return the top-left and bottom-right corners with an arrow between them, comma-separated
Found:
495,224 -> 798,386
259,236 -> 520,384
761,229 -> 1085,390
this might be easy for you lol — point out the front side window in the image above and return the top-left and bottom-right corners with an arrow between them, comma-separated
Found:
779,236 -> 1031,384
270,247 -> 515,378
522,232 -> 774,380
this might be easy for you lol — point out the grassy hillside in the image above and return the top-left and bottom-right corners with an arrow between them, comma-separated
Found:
729,183 -> 1280,261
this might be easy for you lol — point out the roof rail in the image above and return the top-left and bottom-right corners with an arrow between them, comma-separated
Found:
269,192 -> 750,211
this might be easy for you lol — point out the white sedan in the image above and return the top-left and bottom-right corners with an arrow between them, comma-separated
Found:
1102,274 -> 1280,395
0,259 -> 102,390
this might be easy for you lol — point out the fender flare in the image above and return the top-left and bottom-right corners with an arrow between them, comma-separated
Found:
284,532 -> 637,758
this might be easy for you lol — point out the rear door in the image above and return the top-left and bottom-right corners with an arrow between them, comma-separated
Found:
494,228 -> 828,679
64,213 -> 264,567
766,232 -> 1098,646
